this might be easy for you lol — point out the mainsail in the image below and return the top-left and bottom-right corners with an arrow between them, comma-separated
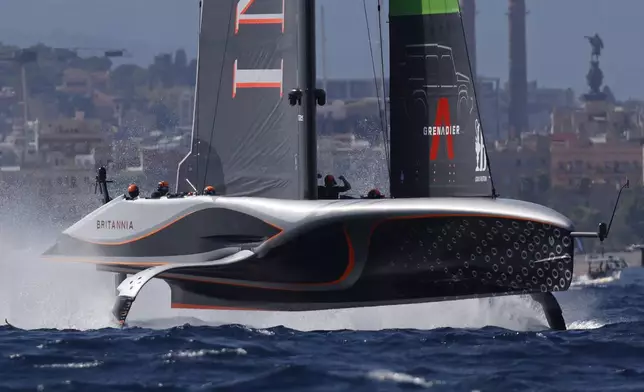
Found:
177,0 -> 304,198
388,0 -> 494,198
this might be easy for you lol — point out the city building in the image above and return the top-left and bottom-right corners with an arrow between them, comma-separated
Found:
551,98 -> 643,140
57,68 -> 109,96
487,133 -> 550,200
550,134 -> 642,189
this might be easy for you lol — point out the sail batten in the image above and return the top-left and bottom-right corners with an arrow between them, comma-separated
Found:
389,0 -> 494,198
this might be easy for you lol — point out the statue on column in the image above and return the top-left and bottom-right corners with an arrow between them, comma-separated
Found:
584,33 -> 604,62
583,33 -> 606,101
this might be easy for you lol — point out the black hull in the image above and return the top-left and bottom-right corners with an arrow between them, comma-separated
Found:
152,216 -> 574,311
46,195 -> 576,330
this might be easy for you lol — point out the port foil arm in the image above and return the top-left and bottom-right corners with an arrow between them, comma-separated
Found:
112,250 -> 255,326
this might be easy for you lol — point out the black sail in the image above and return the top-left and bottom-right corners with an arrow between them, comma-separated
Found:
177,0 -> 303,198
388,0 -> 494,198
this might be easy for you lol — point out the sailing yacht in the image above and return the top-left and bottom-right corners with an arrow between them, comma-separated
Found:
43,0 -> 617,330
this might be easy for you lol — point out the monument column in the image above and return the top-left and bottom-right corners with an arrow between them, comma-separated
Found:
508,0 -> 528,141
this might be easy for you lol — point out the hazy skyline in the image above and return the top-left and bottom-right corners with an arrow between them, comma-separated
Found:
1,0 -> 642,99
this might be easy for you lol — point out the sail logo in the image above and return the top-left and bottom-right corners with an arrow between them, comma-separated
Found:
474,118 -> 487,172
96,220 -> 134,230
428,97 -> 456,160
424,125 -> 460,136
232,0 -> 285,98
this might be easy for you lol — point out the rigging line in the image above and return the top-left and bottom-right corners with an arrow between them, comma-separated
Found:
376,0 -> 391,175
295,0 -> 303,197
456,1 -> 499,198
193,1 -> 204,192
361,0 -> 384,140
362,0 -> 390,179
202,0 -> 235,191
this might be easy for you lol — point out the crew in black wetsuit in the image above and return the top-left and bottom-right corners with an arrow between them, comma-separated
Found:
318,174 -> 351,199
363,188 -> 385,199
150,181 -> 170,199
317,174 -> 324,198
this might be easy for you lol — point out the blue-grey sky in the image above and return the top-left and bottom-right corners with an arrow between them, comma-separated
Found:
0,0 -> 642,99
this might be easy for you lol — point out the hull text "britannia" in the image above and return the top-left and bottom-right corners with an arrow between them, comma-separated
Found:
96,220 -> 134,230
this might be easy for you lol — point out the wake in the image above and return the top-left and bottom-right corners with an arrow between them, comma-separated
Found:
571,274 -> 620,288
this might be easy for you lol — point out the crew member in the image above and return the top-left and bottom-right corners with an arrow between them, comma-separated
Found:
203,185 -> 217,196
125,183 -> 139,200
364,188 -> 385,199
150,180 -> 170,199
318,174 -> 351,200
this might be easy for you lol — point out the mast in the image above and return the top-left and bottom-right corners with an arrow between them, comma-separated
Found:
299,0 -> 318,200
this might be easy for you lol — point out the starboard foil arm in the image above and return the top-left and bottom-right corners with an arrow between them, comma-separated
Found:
111,250 -> 255,326
536,181 -> 628,332
531,292 -> 566,331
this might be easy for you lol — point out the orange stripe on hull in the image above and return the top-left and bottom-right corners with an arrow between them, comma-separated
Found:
85,212 -> 195,246
70,213 -> 284,247
166,224 -> 356,291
